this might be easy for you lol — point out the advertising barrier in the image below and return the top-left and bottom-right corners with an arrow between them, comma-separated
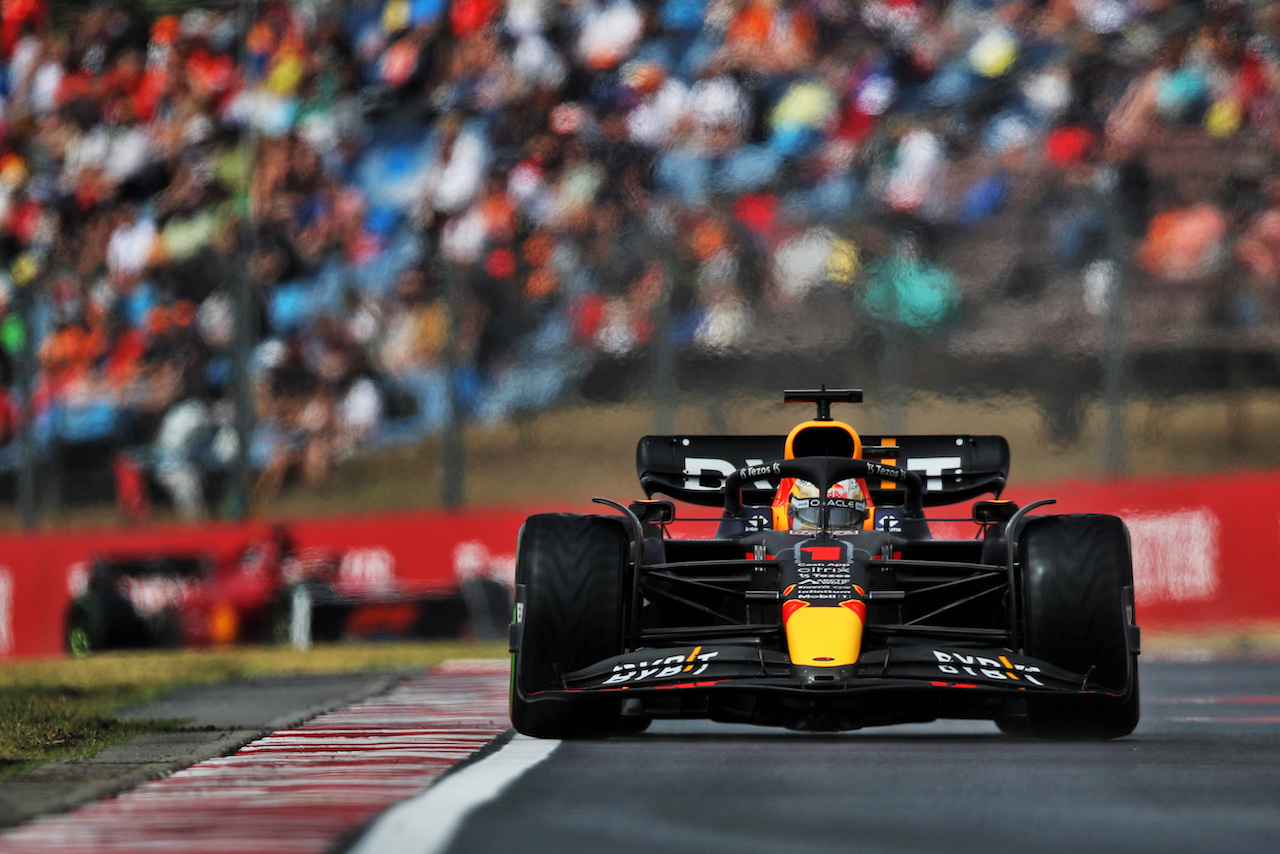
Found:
0,472 -> 1278,659
1003,472 -> 1280,632
0,508 -> 533,658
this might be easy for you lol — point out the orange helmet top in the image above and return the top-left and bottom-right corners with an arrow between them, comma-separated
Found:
772,419 -> 874,531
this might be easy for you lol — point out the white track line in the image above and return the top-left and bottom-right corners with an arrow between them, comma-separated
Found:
347,734 -> 560,854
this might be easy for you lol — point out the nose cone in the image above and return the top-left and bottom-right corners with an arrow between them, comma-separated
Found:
783,600 -> 865,667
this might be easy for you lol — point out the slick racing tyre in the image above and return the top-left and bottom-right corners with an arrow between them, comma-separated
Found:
511,513 -> 629,738
1018,514 -> 1139,740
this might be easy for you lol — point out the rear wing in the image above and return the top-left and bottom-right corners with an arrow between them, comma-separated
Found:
636,434 -> 1010,508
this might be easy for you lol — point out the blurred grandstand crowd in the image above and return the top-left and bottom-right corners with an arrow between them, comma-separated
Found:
0,0 -> 1278,518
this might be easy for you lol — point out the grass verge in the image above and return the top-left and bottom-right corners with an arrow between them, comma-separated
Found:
0,640 -> 507,780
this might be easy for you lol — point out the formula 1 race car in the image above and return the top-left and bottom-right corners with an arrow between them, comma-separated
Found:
64,527 -> 510,655
509,388 -> 1140,739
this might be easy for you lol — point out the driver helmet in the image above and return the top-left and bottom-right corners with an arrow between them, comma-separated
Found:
783,478 -> 868,532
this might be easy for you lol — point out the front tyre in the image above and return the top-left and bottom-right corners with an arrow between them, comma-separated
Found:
510,514 -> 629,738
1019,514 -> 1140,740
65,604 -> 96,658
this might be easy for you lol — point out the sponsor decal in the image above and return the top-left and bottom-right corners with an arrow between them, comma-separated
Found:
862,462 -> 904,481
454,540 -> 517,589
791,497 -> 866,512
739,462 -> 782,480
790,568 -> 856,601
603,646 -> 720,685
906,456 -> 963,491
786,539 -> 864,602
119,576 -> 199,616
67,561 -> 90,598
340,547 -> 396,593
1123,508 -> 1217,604
878,513 -> 902,533
932,650 -> 1043,686
684,457 -> 774,490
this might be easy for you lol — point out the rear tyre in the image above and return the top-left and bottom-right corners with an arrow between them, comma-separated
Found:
510,514 -> 629,738
1019,514 -> 1140,740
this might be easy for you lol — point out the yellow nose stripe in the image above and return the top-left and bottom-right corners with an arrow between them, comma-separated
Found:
784,606 -> 863,667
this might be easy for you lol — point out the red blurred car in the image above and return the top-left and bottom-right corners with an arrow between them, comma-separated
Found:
64,527 -> 509,654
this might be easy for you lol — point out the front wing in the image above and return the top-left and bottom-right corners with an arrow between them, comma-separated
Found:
526,644 -> 1127,700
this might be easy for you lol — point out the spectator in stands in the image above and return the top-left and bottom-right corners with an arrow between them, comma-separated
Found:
0,374 -> 20,447
1136,189 -> 1229,284
378,265 -> 451,437
1236,177 -> 1280,298
336,370 -> 383,459
151,390 -> 214,520
5,0 -> 1280,517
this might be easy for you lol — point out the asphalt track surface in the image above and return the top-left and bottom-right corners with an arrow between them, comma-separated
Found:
426,660 -> 1280,854
3,660 -> 1278,853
